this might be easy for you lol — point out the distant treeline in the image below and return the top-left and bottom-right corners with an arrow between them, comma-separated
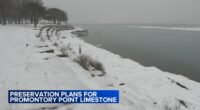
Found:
0,0 -> 68,27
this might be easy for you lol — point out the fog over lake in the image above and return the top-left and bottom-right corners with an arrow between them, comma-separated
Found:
43,0 -> 200,24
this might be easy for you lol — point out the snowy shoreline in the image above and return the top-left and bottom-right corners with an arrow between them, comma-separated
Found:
0,25 -> 200,110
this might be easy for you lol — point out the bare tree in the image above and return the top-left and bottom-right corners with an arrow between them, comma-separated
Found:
27,0 -> 45,27
46,8 -> 68,25
0,0 -> 67,27
0,0 -> 12,25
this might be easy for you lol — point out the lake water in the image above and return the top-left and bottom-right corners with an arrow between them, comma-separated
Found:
75,24 -> 200,82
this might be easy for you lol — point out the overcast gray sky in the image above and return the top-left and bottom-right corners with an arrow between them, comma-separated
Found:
43,0 -> 200,24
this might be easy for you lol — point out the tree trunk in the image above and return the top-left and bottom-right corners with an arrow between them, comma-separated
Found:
34,19 -> 37,28
0,18 -> 2,24
25,19 -> 28,24
33,17 -> 38,28
31,18 -> 33,24
18,17 -> 21,24
14,19 -> 17,24
3,16 -> 6,25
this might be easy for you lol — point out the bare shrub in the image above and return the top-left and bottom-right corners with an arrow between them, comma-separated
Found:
60,48 -> 69,57
76,54 -> 91,70
59,44 -> 72,57
163,98 -> 187,110
76,54 -> 106,75
79,44 -> 82,54
53,42 -> 59,47
90,59 -> 106,76
67,43 -> 72,50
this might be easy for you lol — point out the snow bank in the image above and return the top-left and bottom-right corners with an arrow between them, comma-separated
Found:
0,25 -> 200,110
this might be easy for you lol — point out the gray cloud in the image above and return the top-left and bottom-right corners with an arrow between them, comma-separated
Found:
43,0 -> 200,24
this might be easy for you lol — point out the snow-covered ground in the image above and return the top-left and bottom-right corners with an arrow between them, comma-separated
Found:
0,25 -> 200,110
